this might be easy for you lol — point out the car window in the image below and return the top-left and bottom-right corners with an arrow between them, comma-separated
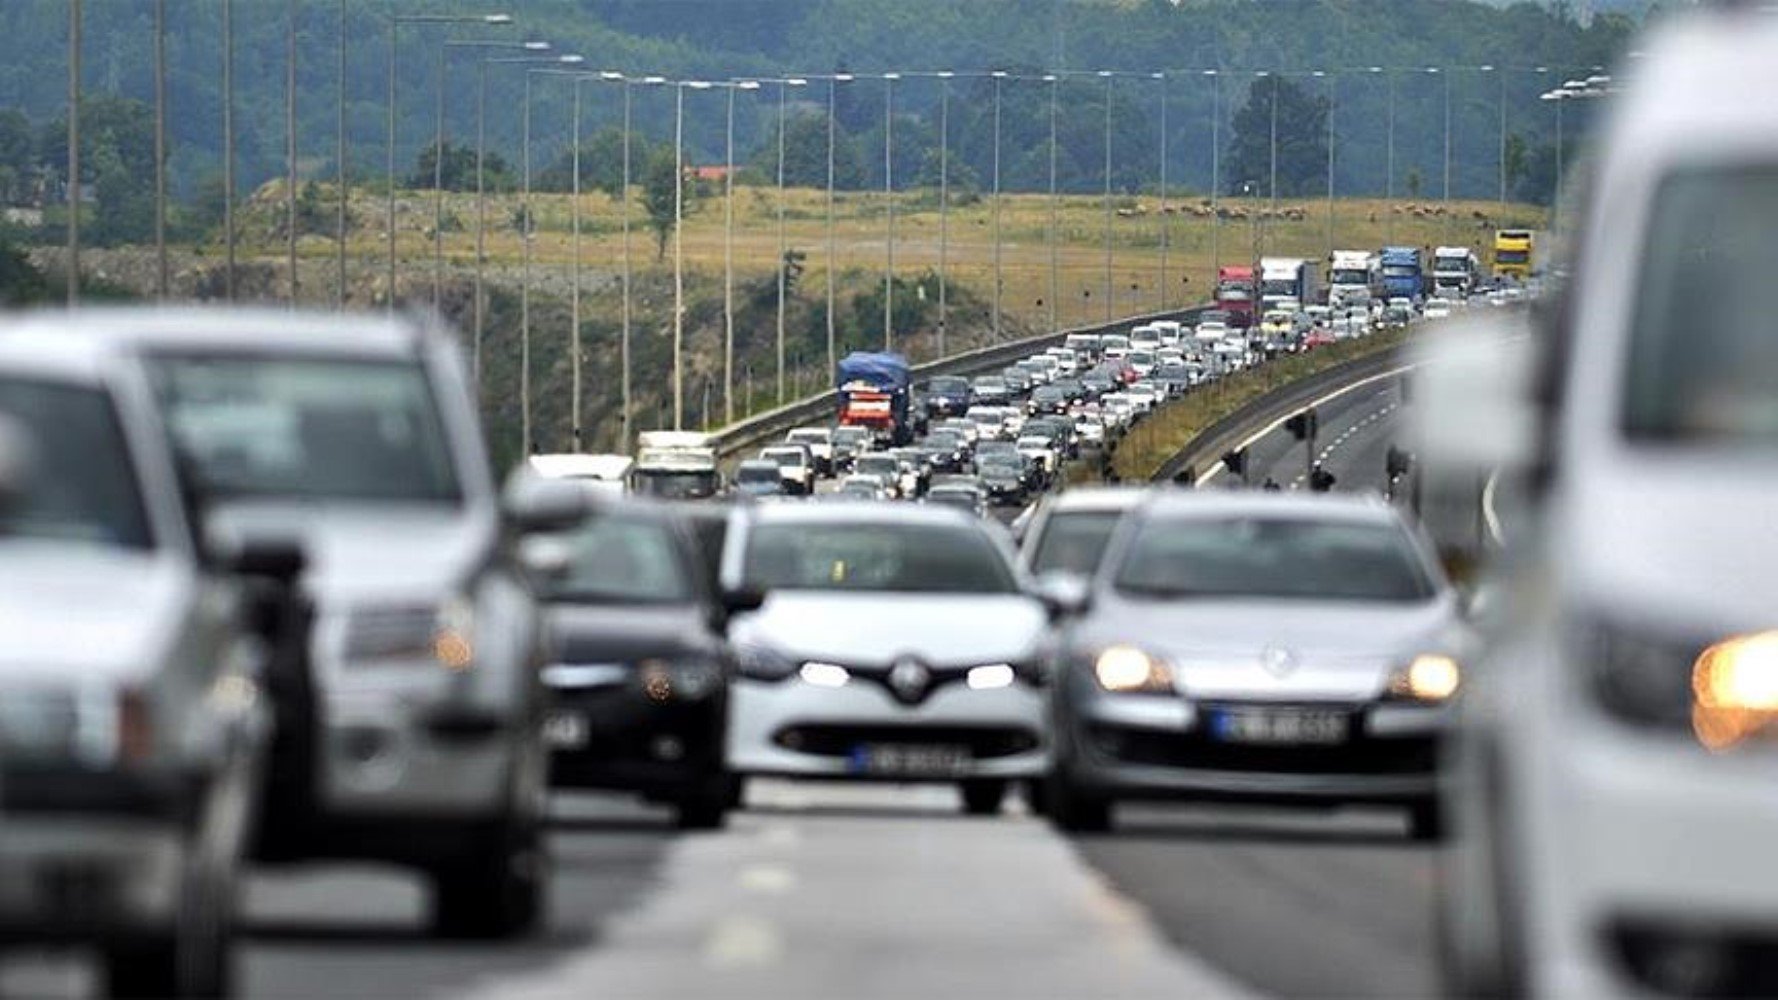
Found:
1623,166 -> 1778,445
1114,516 -> 1435,602
743,521 -> 1015,594
548,513 -> 693,604
0,378 -> 153,550
1028,510 -> 1121,576
149,356 -> 461,505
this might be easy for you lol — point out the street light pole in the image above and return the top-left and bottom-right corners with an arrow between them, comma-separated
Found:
571,76 -> 583,448
824,74 -> 852,374
1266,71 -> 1277,255
287,0 -> 298,307
66,0 -> 79,307
1484,65 -> 1503,210
223,0 -> 233,301
1156,71 -> 1168,314
522,68 -> 533,452
883,72 -> 899,352
936,72 -> 951,356
1046,73 -> 1058,333
1101,70 -> 1114,324
1384,66 -> 1396,241
773,79 -> 805,404
387,12 -> 512,313
1318,70 -> 1333,262
991,70 -> 1005,339
1208,69 -> 1220,276
154,0 -> 167,301
336,0 -> 346,308
721,80 -> 759,423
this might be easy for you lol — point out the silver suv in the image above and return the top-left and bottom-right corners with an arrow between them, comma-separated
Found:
0,323 -> 301,996
16,307 -> 577,941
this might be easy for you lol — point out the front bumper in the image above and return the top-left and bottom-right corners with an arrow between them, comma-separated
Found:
727,676 -> 1048,780
316,686 -> 525,822
545,682 -> 726,796
1062,691 -> 1445,804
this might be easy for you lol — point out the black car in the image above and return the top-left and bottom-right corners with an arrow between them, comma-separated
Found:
976,451 -> 1029,505
539,502 -> 738,829
924,375 -> 971,419
971,375 -> 1012,405
1028,385 -> 1071,416
921,429 -> 971,473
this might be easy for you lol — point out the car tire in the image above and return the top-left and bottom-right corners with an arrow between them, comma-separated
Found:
431,814 -> 547,940
1046,774 -> 1113,833
676,774 -> 735,831
960,780 -> 1008,816
104,866 -> 233,1000
1408,799 -> 1445,842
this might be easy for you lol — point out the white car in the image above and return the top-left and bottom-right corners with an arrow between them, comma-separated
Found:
965,405 -> 1010,442
527,453 -> 633,496
1422,297 -> 1453,320
1433,16 -> 1778,997
1015,435 -> 1058,477
786,426 -> 836,477
760,444 -> 815,495
721,504 -> 1050,814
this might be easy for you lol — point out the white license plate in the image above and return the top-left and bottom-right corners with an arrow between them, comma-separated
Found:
848,743 -> 971,776
542,710 -> 590,750
1209,707 -> 1348,746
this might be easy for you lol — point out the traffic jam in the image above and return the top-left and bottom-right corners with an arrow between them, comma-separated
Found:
5,8 -> 1778,996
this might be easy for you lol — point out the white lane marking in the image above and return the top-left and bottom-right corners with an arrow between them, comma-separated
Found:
1199,364 -> 1415,485
738,864 -> 797,894
703,914 -> 784,968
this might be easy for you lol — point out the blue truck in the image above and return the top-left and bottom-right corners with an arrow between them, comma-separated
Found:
1379,246 -> 1425,301
836,352 -> 913,445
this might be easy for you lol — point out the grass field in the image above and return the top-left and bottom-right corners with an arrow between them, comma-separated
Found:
252,181 -> 1545,334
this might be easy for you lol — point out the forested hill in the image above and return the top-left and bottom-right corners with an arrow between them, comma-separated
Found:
0,0 -> 1634,211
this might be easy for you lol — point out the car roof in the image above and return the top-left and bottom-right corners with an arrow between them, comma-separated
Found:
743,499 -> 979,528
1040,486 -> 1148,514
1139,490 -> 1400,524
0,307 -> 430,376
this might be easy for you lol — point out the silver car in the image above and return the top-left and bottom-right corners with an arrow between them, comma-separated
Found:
1045,492 -> 1463,836
720,503 -> 1050,814
19,307 -> 577,940
0,325 -> 299,996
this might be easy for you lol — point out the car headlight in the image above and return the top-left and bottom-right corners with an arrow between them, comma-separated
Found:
1092,646 -> 1175,694
1577,618 -> 1706,734
1385,654 -> 1462,703
1691,632 -> 1778,751
798,662 -> 850,688
0,685 -> 153,765
734,643 -> 799,682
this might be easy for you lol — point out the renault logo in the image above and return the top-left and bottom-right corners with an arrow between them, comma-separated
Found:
886,657 -> 933,703
1260,645 -> 1299,678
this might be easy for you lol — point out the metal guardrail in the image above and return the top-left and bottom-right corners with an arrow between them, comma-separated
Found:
1151,344 -> 1412,485
711,303 -> 1215,464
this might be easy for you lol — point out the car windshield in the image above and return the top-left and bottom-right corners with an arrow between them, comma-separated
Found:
547,512 -> 693,604
149,355 -> 461,505
929,377 -> 968,395
743,520 -> 1015,593
788,430 -> 828,445
856,455 -> 897,474
0,378 -> 153,550
763,449 -> 804,468
1028,510 -> 1121,576
1623,166 -> 1778,445
1113,516 -> 1435,602
737,464 -> 780,484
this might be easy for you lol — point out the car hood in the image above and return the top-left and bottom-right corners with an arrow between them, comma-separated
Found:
731,591 -> 1046,666
546,602 -> 717,664
1076,594 -> 1458,701
208,501 -> 494,607
0,543 -> 193,684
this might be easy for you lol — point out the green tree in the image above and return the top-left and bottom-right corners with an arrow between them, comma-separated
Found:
748,111 -> 866,190
640,146 -> 697,262
1503,132 -> 1530,199
407,140 -> 511,192
1223,77 -> 1329,198
0,109 -> 35,206
536,127 -> 653,197
0,226 -> 48,304
1405,166 -> 1424,199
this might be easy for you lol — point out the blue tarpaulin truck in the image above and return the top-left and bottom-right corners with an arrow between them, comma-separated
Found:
1380,246 -> 1425,301
836,352 -> 912,445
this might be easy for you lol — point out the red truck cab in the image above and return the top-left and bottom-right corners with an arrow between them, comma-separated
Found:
1215,265 -> 1256,329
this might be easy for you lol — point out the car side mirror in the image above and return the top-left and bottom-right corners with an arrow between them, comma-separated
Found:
1034,572 -> 1092,622
517,535 -> 572,582
502,473 -> 593,534
206,521 -> 307,583
709,586 -> 767,634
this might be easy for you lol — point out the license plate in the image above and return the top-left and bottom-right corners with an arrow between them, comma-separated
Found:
1208,707 -> 1348,746
542,710 -> 590,750
848,743 -> 971,776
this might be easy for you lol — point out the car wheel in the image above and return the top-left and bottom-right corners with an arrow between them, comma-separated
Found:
960,779 -> 1008,816
1046,773 -> 1113,833
676,774 -> 735,831
1408,800 -> 1445,842
105,859 -> 233,999
431,813 -> 547,940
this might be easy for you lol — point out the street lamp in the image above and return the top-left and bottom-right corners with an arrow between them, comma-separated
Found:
153,0 -> 167,301
826,72 -> 854,373
1044,72 -> 1059,333
387,11 -> 511,311
1370,66 -> 1397,241
1540,88 -> 1566,199
476,52 -> 577,401
991,69 -> 1007,339
1427,66 -> 1450,241
66,0 -> 79,306
881,71 -> 900,352
1206,69 -> 1220,277
898,70 -> 967,351
1154,71 -> 1168,315
741,76 -> 807,406
440,39 -> 549,312
673,79 -> 718,430
1100,70 -> 1114,323
1480,65 -> 1504,210
1313,70 -> 1333,261
285,0 -> 297,308
720,79 -> 761,424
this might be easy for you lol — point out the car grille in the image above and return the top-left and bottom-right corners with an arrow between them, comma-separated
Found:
773,724 -> 1039,759
341,604 -> 437,660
